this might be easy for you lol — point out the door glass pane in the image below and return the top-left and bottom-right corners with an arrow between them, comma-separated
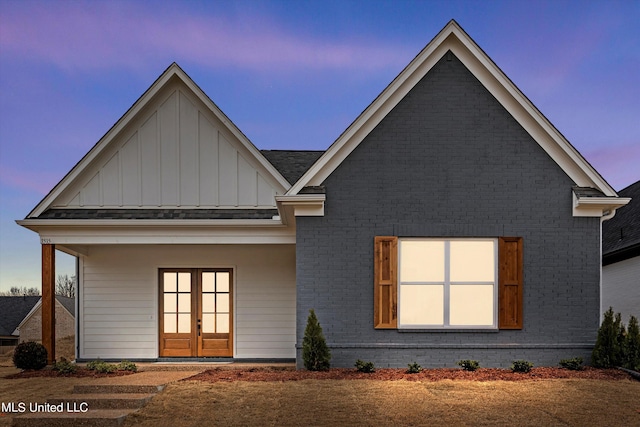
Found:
202,272 -> 215,292
217,272 -> 229,292
450,241 -> 495,282
400,241 -> 445,282
164,294 -> 177,312
178,313 -> 190,333
400,284 -> 444,325
202,294 -> 215,312
216,314 -> 229,333
202,313 -> 215,333
178,294 -> 191,313
164,273 -> 177,292
216,294 -> 229,312
450,284 -> 494,326
178,272 -> 191,292
164,314 -> 177,333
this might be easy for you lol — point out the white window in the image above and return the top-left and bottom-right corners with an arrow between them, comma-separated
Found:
398,238 -> 497,329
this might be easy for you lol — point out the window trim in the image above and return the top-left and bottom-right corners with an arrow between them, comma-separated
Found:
398,238 -> 498,330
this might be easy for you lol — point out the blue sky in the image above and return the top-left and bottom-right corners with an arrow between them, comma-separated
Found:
0,0 -> 638,292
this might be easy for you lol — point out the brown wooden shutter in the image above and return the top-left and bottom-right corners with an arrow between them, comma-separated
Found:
374,236 -> 398,329
498,237 -> 523,329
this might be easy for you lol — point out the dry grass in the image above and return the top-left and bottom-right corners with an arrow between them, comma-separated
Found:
124,378 -> 640,427
2,359 -> 638,427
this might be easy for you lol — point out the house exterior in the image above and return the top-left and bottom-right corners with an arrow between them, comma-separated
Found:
0,296 -> 41,352
17,296 -> 75,344
602,180 -> 640,321
18,21 -> 630,367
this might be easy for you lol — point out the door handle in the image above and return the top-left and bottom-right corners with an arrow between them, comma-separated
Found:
197,319 -> 201,336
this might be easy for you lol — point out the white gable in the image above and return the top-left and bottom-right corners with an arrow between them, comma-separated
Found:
29,65 -> 289,216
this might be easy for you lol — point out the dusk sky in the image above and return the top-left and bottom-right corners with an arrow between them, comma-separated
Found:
0,0 -> 638,292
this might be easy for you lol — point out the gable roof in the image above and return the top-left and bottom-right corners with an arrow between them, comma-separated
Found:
0,296 -> 41,337
288,20 -> 621,201
603,180 -> 640,264
26,63 -> 291,218
17,296 -> 75,332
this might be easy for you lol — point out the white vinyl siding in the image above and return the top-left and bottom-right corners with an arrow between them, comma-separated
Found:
602,257 -> 640,321
79,244 -> 295,360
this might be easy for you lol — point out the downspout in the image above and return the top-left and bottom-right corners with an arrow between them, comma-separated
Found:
599,209 -> 617,323
75,256 -> 80,361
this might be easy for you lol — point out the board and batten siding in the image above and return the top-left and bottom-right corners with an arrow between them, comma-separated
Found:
79,244 -> 296,360
54,80 -> 283,209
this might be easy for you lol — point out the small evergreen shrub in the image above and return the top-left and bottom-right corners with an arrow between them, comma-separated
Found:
86,359 -> 102,370
624,315 -> 640,371
592,307 -> 625,368
559,357 -> 584,371
86,359 -> 117,373
13,341 -> 48,370
457,360 -> 480,371
355,359 -> 376,373
406,362 -> 422,374
302,309 -> 331,371
511,360 -> 533,373
53,357 -> 77,374
117,360 -> 138,372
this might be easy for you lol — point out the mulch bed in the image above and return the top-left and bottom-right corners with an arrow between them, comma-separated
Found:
186,366 -> 633,383
3,366 -> 633,382
4,368 -> 135,379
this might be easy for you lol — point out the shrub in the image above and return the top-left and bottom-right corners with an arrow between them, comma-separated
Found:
511,360 -> 533,373
302,309 -> 331,371
559,357 -> 584,371
86,359 -> 102,370
592,307 -> 625,368
13,341 -> 48,370
117,360 -> 138,372
355,359 -> 375,373
406,362 -> 422,374
86,359 -> 117,373
53,357 -> 77,374
624,315 -> 640,371
457,360 -> 480,371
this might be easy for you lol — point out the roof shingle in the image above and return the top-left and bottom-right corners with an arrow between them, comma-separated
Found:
0,296 -> 41,337
261,150 -> 324,185
37,209 -> 278,220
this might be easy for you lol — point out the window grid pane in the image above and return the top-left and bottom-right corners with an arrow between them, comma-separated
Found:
399,239 -> 496,328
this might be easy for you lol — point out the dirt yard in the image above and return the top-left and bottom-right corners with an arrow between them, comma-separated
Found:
124,378 -> 640,426
1,361 -> 639,427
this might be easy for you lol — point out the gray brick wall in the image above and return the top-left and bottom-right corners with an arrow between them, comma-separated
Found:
296,52 -> 601,368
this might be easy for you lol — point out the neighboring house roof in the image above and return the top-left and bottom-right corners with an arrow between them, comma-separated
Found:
286,20 -> 627,218
0,296 -> 41,337
54,296 -> 75,317
603,180 -> 640,265
17,296 -> 76,333
261,150 -> 325,185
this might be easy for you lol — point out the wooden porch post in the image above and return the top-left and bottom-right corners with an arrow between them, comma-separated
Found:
42,244 -> 55,364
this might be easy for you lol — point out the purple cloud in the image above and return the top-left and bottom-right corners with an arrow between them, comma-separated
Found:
583,143 -> 640,191
1,2 -> 411,73
0,165 -> 62,196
